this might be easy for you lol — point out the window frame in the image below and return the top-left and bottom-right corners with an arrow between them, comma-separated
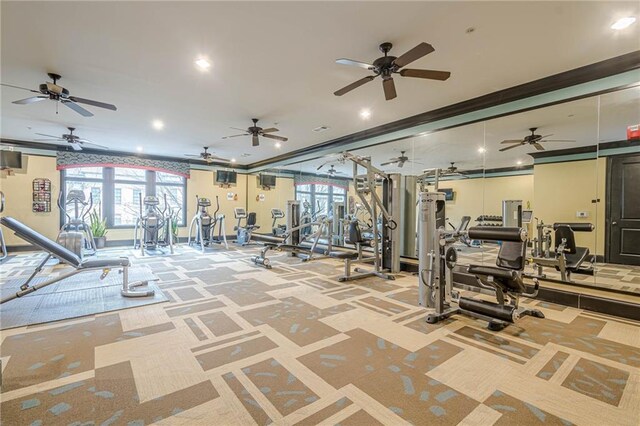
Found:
294,183 -> 348,217
61,167 -> 187,230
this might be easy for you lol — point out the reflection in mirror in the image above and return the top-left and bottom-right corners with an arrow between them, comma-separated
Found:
483,95 -> 600,288
596,85 -> 640,296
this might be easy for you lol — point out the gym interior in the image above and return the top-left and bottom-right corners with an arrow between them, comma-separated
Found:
1,2 -> 639,425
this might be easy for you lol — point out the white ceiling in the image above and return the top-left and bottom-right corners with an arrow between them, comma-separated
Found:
1,1 -> 639,165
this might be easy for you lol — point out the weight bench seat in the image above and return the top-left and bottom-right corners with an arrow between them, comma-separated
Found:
0,216 -> 154,303
562,247 -> 590,271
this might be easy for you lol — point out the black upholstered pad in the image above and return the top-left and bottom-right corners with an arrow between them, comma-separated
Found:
562,247 -> 590,270
1,217 -> 81,267
327,251 -> 359,260
81,258 -> 130,269
468,265 -> 517,281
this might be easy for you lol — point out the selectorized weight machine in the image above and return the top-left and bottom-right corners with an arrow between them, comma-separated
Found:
418,192 -> 544,331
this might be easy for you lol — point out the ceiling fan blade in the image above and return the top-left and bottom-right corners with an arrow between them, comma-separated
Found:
184,154 -> 203,158
541,139 -> 575,143
34,138 -> 64,142
501,139 -> 525,144
261,127 -> 279,134
252,134 -> 259,147
380,160 -> 396,166
13,96 -> 48,105
408,160 -> 426,165
399,69 -> 450,81
262,133 -> 288,142
397,161 -> 405,168
336,58 -> 375,70
69,96 -> 117,111
538,134 -> 553,139
35,133 -> 64,139
334,76 -> 375,96
533,143 -> 546,151
222,134 -> 248,139
499,143 -> 524,152
79,141 -> 109,150
211,156 -> 231,162
383,78 -> 397,101
1,83 -> 41,93
393,42 -> 435,68
70,143 -> 83,151
230,127 -> 249,132
61,100 -> 93,117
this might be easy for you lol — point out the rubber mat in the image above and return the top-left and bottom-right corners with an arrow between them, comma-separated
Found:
0,267 -> 167,330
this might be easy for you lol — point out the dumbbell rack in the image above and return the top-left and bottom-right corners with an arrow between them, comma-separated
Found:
475,215 -> 503,227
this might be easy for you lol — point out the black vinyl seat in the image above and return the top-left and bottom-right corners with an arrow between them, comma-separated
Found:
554,225 -> 590,271
468,241 -> 527,293
346,220 -> 372,246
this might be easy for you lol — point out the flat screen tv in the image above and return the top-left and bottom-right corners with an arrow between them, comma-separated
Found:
259,174 -> 277,187
0,150 -> 22,169
216,170 -> 237,184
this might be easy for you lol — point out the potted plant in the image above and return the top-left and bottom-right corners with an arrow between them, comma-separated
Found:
171,215 -> 180,243
89,210 -> 108,249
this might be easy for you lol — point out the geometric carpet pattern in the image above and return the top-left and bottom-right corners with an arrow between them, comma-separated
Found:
1,245 -> 639,425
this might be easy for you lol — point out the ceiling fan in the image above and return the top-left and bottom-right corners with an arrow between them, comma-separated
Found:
380,151 -> 423,168
325,165 -> 344,176
34,127 -> 108,151
422,162 -> 470,178
499,127 -> 575,152
1,73 -> 117,117
316,155 -> 346,171
184,146 -> 229,163
334,42 -> 451,101
222,118 -> 288,147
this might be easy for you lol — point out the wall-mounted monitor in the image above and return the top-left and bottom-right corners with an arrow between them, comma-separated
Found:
216,170 -> 237,184
0,150 -> 22,170
440,188 -> 455,201
259,174 -> 277,187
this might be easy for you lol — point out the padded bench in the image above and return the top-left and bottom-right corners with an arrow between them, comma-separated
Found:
0,216 -> 154,303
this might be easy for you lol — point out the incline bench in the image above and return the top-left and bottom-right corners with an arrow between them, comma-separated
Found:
0,217 -> 155,304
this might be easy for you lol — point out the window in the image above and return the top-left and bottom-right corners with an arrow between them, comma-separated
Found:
295,183 -> 348,218
61,166 -> 187,228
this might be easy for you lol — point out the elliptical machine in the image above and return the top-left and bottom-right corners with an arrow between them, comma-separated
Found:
133,194 -> 174,255
57,189 -> 97,259
187,195 -> 228,252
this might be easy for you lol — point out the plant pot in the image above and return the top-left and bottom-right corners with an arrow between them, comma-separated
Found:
94,236 -> 107,249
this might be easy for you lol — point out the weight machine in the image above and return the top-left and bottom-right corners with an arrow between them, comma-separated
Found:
418,192 -> 544,331
531,221 -> 595,281
133,194 -> 175,255
187,195 -> 228,252
57,189 -> 97,259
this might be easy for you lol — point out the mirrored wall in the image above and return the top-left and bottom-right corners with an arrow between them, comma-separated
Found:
244,82 -> 640,300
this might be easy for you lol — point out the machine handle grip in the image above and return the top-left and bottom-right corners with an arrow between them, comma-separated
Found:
386,219 -> 398,230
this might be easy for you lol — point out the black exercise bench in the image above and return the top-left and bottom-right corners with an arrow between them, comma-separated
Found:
0,217 -> 155,304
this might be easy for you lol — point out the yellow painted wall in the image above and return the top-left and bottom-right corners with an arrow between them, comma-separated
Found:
425,174 -> 535,231
0,157 -> 248,246
0,155 -> 61,245
246,175 -> 295,232
533,159 -> 603,253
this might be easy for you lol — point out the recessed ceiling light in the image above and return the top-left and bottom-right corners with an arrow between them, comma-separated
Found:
136,146 -> 143,153
478,147 -> 486,153
360,109 -> 371,120
152,119 -> 164,130
611,16 -> 636,30
230,158 -> 237,163
516,160 -> 523,165
275,142 -> 282,149
194,57 -> 212,71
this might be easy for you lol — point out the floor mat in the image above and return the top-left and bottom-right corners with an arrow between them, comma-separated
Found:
0,267 -> 168,330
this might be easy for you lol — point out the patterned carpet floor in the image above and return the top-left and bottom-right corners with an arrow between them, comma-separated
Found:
1,244 -> 639,425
